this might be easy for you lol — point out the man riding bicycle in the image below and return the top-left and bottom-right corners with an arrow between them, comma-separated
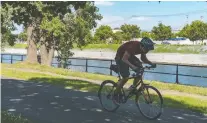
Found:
114,37 -> 156,102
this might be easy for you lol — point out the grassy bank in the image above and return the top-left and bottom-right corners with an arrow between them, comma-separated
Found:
1,111 -> 32,123
6,43 -> 207,54
1,65 -> 207,114
6,43 -> 27,49
2,62 -> 207,96
78,44 -> 207,54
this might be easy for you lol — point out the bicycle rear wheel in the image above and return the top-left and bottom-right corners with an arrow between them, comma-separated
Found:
98,80 -> 120,112
135,85 -> 163,120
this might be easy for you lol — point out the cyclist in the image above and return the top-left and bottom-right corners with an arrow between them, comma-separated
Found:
114,37 -> 156,102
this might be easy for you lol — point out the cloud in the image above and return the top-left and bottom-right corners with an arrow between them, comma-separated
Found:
97,15 -> 124,25
95,15 -> 125,29
94,1 -> 114,6
93,15 -> 154,34
129,16 -> 150,21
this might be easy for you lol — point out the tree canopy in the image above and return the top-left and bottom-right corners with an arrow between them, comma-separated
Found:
151,23 -> 172,41
120,24 -> 141,40
1,1 -> 102,66
94,25 -> 113,43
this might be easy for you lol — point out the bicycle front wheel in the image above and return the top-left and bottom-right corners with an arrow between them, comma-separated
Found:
98,80 -> 120,112
135,85 -> 163,120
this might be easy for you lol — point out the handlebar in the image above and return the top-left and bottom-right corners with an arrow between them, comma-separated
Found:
142,65 -> 156,70
133,65 -> 156,75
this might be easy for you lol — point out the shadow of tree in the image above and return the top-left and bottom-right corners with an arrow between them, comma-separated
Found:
28,77 -> 100,93
1,77 -> 207,123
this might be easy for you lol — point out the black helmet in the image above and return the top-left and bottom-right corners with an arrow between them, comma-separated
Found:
140,37 -> 155,51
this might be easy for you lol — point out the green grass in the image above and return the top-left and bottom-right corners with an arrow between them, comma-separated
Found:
6,43 -> 27,49
1,68 -> 207,114
7,43 -> 207,54
74,43 -> 206,54
2,62 -> 207,96
73,43 -> 120,51
163,95 -> 207,114
1,111 -> 32,123
153,45 -> 207,54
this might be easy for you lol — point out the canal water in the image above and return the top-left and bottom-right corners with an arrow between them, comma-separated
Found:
1,53 -> 207,87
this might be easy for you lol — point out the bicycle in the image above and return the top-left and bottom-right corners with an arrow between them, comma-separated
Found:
98,63 -> 163,120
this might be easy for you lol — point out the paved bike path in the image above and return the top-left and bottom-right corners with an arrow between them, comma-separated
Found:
1,77 -> 207,123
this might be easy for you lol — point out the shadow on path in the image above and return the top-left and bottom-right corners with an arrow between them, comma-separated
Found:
1,77 -> 207,123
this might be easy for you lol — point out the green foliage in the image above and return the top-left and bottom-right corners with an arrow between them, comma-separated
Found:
171,32 -> 179,38
151,23 -> 172,41
141,31 -> 151,38
120,24 -> 141,40
40,17 -> 65,37
56,3 -> 102,66
1,3 -> 17,49
94,25 -> 113,43
1,32 -> 17,49
18,29 -> 27,42
150,33 -> 156,40
178,20 -> 207,44
186,21 -> 206,42
1,111 -> 32,123
1,1 -> 102,65
112,31 -> 123,44
178,24 -> 191,38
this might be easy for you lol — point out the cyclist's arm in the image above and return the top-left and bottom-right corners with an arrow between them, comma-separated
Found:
141,53 -> 153,65
122,51 -> 137,70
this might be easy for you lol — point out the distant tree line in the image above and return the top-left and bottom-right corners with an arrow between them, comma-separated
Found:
92,20 -> 207,44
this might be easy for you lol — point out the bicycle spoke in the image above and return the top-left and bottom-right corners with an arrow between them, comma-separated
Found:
98,80 -> 120,112
136,86 -> 163,120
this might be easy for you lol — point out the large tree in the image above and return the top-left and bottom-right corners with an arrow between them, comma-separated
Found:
112,31 -> 123,44
120,24 -> 141,40
179,20 -> 207,43
178,24 -> 191,38
151,23 -> 172,41
39,2 -> 102,66
1,1 -> 102,66
94,25 -> 113,43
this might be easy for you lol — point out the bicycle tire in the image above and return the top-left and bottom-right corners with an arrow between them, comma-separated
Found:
135,85 -> 163,120
98,80 -> 120,112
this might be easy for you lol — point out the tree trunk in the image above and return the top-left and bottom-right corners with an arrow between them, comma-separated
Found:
26,25 -> 38,63
40,42 -> 48,65
47,47 -> 54,66
40,37 -> 54,66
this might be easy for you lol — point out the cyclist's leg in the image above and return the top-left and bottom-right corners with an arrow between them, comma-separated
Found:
129,55 -> 142,67
129,56 -> 142,86
115,59 -> 129,93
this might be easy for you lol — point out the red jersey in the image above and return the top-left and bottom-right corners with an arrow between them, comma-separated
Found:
115,41 -> 143,59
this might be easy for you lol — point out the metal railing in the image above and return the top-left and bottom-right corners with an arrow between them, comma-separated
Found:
1,53 -> 207,85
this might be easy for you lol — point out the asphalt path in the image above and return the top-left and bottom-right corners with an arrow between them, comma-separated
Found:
1,77 -> 207,123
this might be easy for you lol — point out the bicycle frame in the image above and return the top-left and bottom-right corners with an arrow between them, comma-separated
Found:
110,64 -> 154,103
119,68 -> 149,103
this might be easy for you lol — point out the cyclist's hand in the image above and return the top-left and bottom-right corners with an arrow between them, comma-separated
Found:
133,67 -> 140,73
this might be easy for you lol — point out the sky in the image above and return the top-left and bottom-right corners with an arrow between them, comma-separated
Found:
12,1 -> 207,34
